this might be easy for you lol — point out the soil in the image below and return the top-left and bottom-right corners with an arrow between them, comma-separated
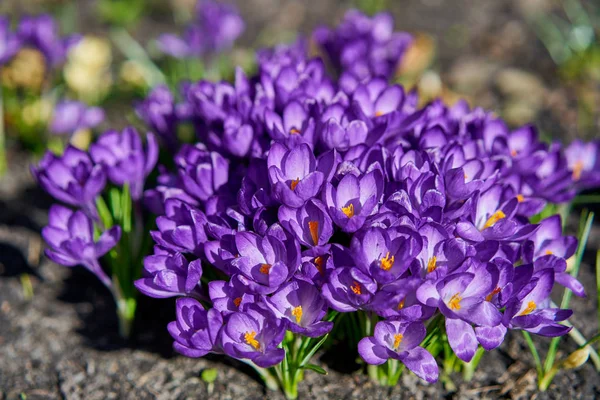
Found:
1,0 -> 599,399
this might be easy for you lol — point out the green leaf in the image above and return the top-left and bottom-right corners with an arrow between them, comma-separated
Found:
121,183 -> 132,233
299,334 -> 329,368
201,368 -> 218,383
303,364 -> 327,375
96,196 -> 114,229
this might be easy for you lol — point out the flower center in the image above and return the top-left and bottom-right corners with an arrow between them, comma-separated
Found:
448,292 -> 462,310
291,305 -> 303,324
308,220 -> 319,245
233,297 -> 242,307
545,249 -> 553,255
483,210 -> 506,230
341,203 -> 355,218
519,300 -> 537,316
350,281 -> 362,295
375,110 -> 384,117
259,263 -> 272,274
572,160 -> 583,181
380,252 -> 395,271
244,331 -> 260,350
516,194 -> 525,203
393,333 -> 403,350
289,128 -> 301,135
314,256 -> 324,275
485,287 -> 501,302
290,177 -> 300,190
397,298 -> 405,310
427,256 -> 437,273
510,149 -> 518,157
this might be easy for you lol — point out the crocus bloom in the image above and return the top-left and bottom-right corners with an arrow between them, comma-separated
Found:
135,85 -> 180,150
150,199 -> 208,256
175,144 -> 229,202
208,275 -> 259,315
268,142 -> 324,208
221,305 -> 285,368
168,297 -> 224,357
564,139 -> 600,190
0,17 -> 21,64
324,169 -> 383,232
42,204 -> 120,288
32,146 -> 106,217
266,279 -> 333,337
90,127 -> 158,200
50,100 -> 104,135
135,250 -> 203,299
321,267 -> 377,312
278,199 -> 333,247
358,320 -> 439,383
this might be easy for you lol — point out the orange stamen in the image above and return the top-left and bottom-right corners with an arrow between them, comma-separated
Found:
291,306 -> 303,324
427,256 -> 437,273
233,297 -> 242,307
314,256 -> 324,275
483,210 -> 506,230
485,287 -> 501,302
510,149 -> 518,157
393,333 -> 404,350
516,194 -> 525,203
397,298 -> 405,310
572,160 -> 583,181
308,220 -> 319,245
289,128 -> 301,135
380,252 -> 395,271
519,300 -> 537,316
545,250 -> 553,255
375,111 -> 384,117
290,177 -> 300,190
259,263 -> 272,274
448,293 -> 462,310
350,281 -> 362,295
341,203 -> 355,218
244,331 -> 260,350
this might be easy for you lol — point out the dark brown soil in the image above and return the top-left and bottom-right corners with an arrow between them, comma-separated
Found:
1,0 -> 599,399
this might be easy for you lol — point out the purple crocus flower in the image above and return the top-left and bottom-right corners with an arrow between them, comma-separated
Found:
89,127 -> 158,200
32,146 -> 106,217
565,139 -> 600,190
266,279 -> 333,337
17,14 -> 80,66
278,199 -> 333,247
208,275 -> 259,315
321,267 -> 377,312
42,204 -> 121,288
324,169 -> 383,232
150,199 -> 208,256
50,100 -> 105,136
174,144 -> 229,203
268,142 -> 324,208
168,297 -> 224,357
230,230 -> 300,294
265,101 -> 315,147
221,305 -> 286,368
358,320 -> 439,383
0,17 -> 21,65
135,85 -> 180,150
135,250 -> 203,299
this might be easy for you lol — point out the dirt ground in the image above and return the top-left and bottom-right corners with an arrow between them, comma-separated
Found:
1,0 -> 599,399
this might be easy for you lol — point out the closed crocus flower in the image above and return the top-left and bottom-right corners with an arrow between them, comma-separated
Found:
168,297 -> 224,358
174,144 -> 229,203
90,127 -> 158,200
50,100 -> 104,135
42,204 -> 120,288
221,305 -> 285,368
135,85 -> 179,151
358,320 -> 438,383
150,199 -> 208,256
32,146 -> 106,218
135,250 -> 203,299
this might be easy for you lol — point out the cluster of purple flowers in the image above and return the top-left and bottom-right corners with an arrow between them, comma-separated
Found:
0,14 -> 80,67
33,128 -> 158,285
134,9 -> 600,383
158,0 -> 245,59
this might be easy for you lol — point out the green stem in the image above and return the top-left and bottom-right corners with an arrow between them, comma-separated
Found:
538,365 -> 560,392
522,331 -> 543,381
0,86 -> 7,176
462,346 -> 485,381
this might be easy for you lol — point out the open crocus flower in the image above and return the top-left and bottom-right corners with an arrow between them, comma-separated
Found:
322,267 -> 377,312
32,146 -> 106,218
268,142 -> 324,208
135,250 -> 203,299
50,100 -> 104,136
324,169 -> 383,232
265,100 -> 315,147
230,230 -> 300,294
208,275 -> 259,315
42,204 -> 120,288
410,223 -> 468,280
278,199 -> 334,247
168,297 -> 224,357
352,80 -> 405,119
564,139 -> 600,190
90,127 -> 158,200
358,321 -> 438,383
221,305 -> 286,368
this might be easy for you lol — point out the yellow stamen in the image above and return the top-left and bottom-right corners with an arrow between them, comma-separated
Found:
375,111 -> 384,117
233,297 -> 242,307
572,160 -> 583,181
259,263 -> 272,274
510,149 -> 518,157
397,299 -> 405,310
393,333 -> 404,350
545,249 -> 553,255
350,281 -> 362,295
341,203 -> 355,218
289,128 -> 301,135
448,293 -> 462,310
308,221 -> 319,245
464,173 -> 468,180
290,177 -> 300,190
519,300 -> 537,316
516,194 -> 525,203
380,252 -> 395,271
291,306 -> 303,324
244,331 -> 260,350
427,256 -> 437,273
483,210 -> 506,230
485,287 -> 501,302
314,256 -> 324,275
